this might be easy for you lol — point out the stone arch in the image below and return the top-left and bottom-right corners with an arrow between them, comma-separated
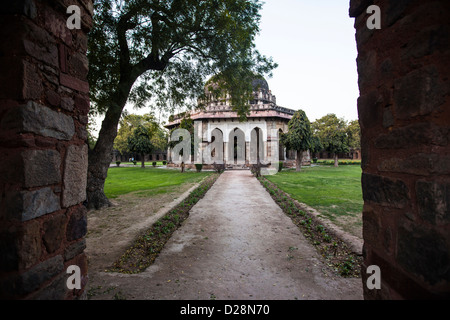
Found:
208,127 -> 224,163
228,127 -> 246,164
278,128 -> 285,161
249,127 -> 266,164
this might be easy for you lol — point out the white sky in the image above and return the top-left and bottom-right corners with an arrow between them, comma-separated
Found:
93,0 -> 359,136
254,0 -> 359,122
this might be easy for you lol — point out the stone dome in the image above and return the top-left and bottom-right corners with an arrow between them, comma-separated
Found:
251,77 -> 269,92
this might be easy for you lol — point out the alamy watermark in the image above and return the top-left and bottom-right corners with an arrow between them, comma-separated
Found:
366,5 -> 381,30
366,265 -> 381,290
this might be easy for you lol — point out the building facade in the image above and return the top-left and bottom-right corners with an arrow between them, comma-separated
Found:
165,77 -> 310,169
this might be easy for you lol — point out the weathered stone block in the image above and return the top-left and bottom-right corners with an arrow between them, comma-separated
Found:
43,214 -> 67,253
22,149 -> 61,188
378,153 -> 450,176
374,123 -> 448,149
62,144 -> 88,208
397,224 -> 450,285
61,97 -> 75,112
60,73 -> 89,93
5,187 -> 61,221
0,101 -> 75,140
66,206 -> 87,241
361,173 -> 410,208
357,89 -> 383,130
22,21 -> 59,67
416,180 -> 450,225
2,0 -> 37,19
74,94 -> 90,115
30,272 -> 68,300
64,239 -> 86,261
393,66 -> 446,120
0,221 -> 41,272
68,52 -> 89,80
14,255 -> 64,296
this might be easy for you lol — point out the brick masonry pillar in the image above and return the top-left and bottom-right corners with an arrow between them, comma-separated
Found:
0,0 -> 92,299
350,0 -> 450,299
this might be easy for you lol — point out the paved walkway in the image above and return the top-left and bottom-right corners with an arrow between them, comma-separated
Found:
88,170 -> 363,300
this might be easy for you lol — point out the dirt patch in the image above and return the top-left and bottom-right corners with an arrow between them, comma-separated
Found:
85,181 -> 203,274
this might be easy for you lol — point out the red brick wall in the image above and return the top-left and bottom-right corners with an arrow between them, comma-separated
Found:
0,0 -> 92,299
350,0 -> 450,299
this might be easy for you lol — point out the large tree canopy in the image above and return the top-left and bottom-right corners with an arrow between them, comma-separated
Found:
312,113 -> 349,167
86,0 -> 276,209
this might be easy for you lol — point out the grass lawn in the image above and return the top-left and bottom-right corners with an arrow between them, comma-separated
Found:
104,167 -> 212,199
264,165 -> 363,238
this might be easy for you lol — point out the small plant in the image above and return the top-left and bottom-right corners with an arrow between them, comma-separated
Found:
116,161 -> 121,166
162,160 -> 167,165
338,257 -> 355,276
152,161 -> 157,167
195,163 -> 203,172
133,161 -> 137,165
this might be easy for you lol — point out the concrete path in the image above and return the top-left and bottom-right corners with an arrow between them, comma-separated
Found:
88,170 -> 363,300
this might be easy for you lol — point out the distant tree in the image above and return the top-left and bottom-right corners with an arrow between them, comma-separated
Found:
309,134 -> 323,157
281,110 -> 312,172
312,114 -> 349,167
346,119 -> 361,151
114,113 -> 166,157
127,125 -> 154,168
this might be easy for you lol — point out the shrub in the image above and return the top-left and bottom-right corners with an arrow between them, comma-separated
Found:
152,161 -> 157,167
195,163 -> 203,172
116,161 -> 121,167
213,162 -> 225,173
162,160 -> 167,165
132,161 -> 137,165
312,157 -> 318,163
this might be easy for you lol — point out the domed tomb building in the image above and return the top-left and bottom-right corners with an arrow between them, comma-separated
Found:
165,76 -> 311,169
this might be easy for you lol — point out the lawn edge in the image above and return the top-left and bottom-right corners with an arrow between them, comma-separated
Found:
106,173 -> 220,274
258,175 -> 363,278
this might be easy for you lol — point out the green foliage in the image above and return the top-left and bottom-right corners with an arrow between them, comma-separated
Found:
282,109 -> 312,152
346,119 -> 361,150
127,125 -> 154,168
114,113 -> 167,155
104,167 -> 212,199
265,166 -> 363,236
311,114 -> 350,156
88,0 -> 276,118
195,163 -> 203,172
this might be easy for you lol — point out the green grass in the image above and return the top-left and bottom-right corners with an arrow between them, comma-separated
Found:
104,167 -> 212,199
264,165 -> 363,224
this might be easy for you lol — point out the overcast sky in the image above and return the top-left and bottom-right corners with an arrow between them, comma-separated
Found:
254,0 -> 359,122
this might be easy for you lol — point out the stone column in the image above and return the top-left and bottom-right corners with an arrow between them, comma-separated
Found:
0,0 -> 93,299
350,0 -> 450,299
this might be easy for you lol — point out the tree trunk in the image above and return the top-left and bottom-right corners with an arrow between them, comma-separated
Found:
86,84 -> 132,210
141,153 -> 145,168
334,153 -> 339,167
296,150 -> 303,172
